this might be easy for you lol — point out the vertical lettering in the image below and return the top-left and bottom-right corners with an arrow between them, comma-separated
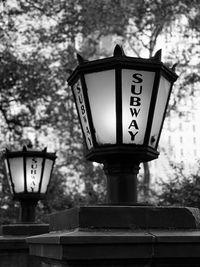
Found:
128,131 -> 139,141
130,97 -> 141,106
74,80 -> 93,149
130,108 -> 140,117
31,164 -> 37,169
30,158 -> 37,192
30,181 -> 36,192
32,158 -> 37,163
127,73 -> 144,142
31,170 -> 37,175
132,73 -> 143,83
131,85 -> 142,95
77,86 -> 81,94
86,126 -> 90,135
81,105 -> 85,115
78,94 -> 83,104
88,137 -> 92,146
128,120 -> 139,130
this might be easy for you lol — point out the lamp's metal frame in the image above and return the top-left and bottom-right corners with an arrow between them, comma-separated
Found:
68,45 -> 178,164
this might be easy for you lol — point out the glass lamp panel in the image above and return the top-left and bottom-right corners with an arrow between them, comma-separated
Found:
149,76 -> 171,148
122,69 -> 155,144
73,79 -> 93,149
4,159 -> 14,194
85,70 -> 116,145
40,159 -> 53,194
26,157 -> 43,193
8,157 -> 24,193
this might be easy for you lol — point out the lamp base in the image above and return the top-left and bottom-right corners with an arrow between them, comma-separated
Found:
19,198 -> 38,223
104,162 -> 140,204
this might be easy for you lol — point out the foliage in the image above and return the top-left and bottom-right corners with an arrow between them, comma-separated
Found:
36,166 -> 74,223
157,163 -> 200,208
125,0 -> 192,57
0,161 -> 19,224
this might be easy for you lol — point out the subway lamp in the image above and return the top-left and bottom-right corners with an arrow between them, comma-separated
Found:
67,45 -> 178,204
4,146 -> 56,223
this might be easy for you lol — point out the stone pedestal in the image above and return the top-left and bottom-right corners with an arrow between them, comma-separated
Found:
0,224 -> 49,267
27,206 -> 200,266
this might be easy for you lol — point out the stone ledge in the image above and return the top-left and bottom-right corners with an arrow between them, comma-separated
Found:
27,229 -> 200,261
1,224 -> 49,236
27,206 -> 200,266
49,206 -> 200,231
0,236 -> 28,250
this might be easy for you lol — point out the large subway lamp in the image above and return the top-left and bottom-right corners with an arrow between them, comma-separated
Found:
4,146 -> 56,223
67,44 -> 178,204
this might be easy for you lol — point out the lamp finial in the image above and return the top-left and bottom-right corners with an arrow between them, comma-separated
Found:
27,141 -> 33,149
23,146 -> 27,151
113,44 -> 125,57
153,49 -> 162,61
171,63 -> 178,72
77,53 -> 86,64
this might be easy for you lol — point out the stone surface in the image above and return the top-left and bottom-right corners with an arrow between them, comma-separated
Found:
27,206 -> 200,266
0,235 -> 41,267
50,208 -> 79,232
2,223 -> 49,236
0,224 -> 49,267
28,229 -> 200,266
49,206 -> 200,231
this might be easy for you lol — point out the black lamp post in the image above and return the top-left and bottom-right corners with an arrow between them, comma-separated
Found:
4,146 -> 56,223
67,45 -> 178,204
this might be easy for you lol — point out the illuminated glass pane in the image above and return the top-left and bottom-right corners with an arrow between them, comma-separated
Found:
73,79 -> 93,149
26,157 -> 43,193
85,70 -> 116,145
9,157 -> 24,193
40,159 -> 53,193
4,159 -> 14,194
122,69 -> 155,144
149,76 -> 171,148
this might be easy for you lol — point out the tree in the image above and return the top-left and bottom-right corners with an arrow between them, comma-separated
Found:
36,166 -> 74,223
124,0 -> 195,56
157,162 -> 200,208
0,160 -> 19,224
